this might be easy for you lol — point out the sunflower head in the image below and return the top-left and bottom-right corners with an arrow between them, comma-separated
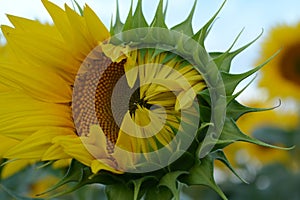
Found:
258,22 -> 300,100
0,0 -> 290,199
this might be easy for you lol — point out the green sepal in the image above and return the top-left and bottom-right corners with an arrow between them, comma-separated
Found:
226,99 -> 279,121
106,183 -> 134,200
36,161 -> 54,169
226,75 -> 256,104
193,0 -> 226,47
150,0 -> 168,28
0,158 -> 19,168
159,171 -> 188,200
72,0 -> 83,16
110,0 -> 124,35
161,52 -> 178,64
168,151 -> 196,172
252,126 -> 296,146
130,176 -> 157,200
144,185 -> 173,200
122,0 -> 133,32
122,0 -> 149,32
37,160 -> 122,199
180,158 -> 228,200
221,49 -> 279,96
171,0 -> 197,36
210,150 -> 248,183
217,118 -> 294,150
36,160 -> 85,197
132,0 -> 148,28
163,0 -> 168,18
213,30 -> 262,72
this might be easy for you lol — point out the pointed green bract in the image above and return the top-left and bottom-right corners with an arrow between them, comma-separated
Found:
159,171 -> 188,200
193,0 -> 227,47
171,0 -> 197,36
106,184 -> 134,200
132,0 -> 148,28
151,0 -> 168,28
110,0 -> 124,35
180,158 -> 228,200
226,99 -> 278,121
213,30 -> 263,72
72,0 -> 83,16
210,150 -> 248,183
144,186 -> 173,200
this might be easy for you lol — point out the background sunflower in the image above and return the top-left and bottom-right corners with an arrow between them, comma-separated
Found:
257,23 -> 300,100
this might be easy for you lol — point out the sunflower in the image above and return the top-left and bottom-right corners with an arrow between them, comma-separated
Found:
257,22 -> 300,100
0,0 -> 287,199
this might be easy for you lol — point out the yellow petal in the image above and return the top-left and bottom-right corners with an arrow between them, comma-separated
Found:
0,61 -> 72,103
42,0 -> 73,45
4,128 -> 74,159
91,159 -> 122,174
101,43 -> 128,62
52,159 -> 72,169
0,91 -> 73,140
6,14 -> 61,40
53,135 -> 95,167
42,144 -> 71,161
83,4 -> 110,43
65,4 -> 94,56
0,135 -> 19,157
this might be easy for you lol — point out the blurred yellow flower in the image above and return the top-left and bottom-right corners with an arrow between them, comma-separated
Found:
257,23 -> 300,100
28,175 -> 62,198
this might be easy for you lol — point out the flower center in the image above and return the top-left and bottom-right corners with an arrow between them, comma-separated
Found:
129,88 -> 152,117
94,59 -> 126,151
72,52 -> 126,152
279,44 -> 300,86
73,48 -> 206,157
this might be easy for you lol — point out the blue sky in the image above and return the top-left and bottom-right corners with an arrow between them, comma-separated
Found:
1,0 -> 300,101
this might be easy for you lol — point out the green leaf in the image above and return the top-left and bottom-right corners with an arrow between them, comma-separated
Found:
159,171 -> 188,200
37,160 -> 85,197
171,0 -> 197,36
144,185 -> 173,200
210,150 -> 248,183
180,159 -> 228,200
105,183 -> 134,200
